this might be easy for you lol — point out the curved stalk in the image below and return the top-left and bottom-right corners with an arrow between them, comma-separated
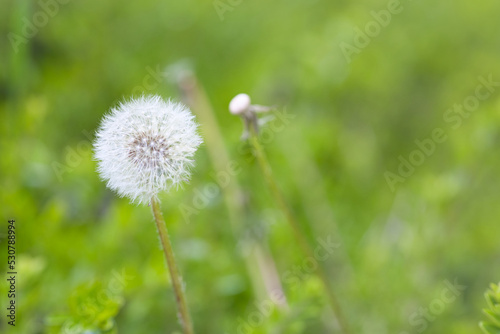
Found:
248,131 -> 351,334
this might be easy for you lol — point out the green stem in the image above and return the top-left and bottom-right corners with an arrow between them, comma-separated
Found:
176,72 -> 288,308
248,132 -> 351,334
151,198 -> 194,334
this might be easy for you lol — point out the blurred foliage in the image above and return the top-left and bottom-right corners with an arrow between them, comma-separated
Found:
2,0 -> 500,333
47,281 -> 123,334
480,283 -> 500,334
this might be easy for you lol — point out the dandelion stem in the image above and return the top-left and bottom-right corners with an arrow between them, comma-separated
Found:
174,70 -> 288,308
248,130 -> 351,334
151,198 -> 194,334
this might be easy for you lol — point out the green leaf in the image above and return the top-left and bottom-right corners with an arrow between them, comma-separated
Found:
484,309 -> 500,327
47,280 -> 123,334
480,283 -> 500,334
480,322 -> 500,334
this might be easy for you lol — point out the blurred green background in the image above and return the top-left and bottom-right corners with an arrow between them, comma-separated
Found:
2,0 -> 500,333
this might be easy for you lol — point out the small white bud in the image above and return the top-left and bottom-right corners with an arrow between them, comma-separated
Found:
229,93 -> 275,139
229,93 -> 251,115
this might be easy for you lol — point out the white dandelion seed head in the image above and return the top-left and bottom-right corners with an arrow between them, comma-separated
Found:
93,95 -> 203,205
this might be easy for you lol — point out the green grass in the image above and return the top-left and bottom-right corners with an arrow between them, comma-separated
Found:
2,0 -> 500,333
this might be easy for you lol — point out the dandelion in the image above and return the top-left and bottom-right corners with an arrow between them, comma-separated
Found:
228,93 -> 273,139
94,95 -> 202,205
94,95 -> 202,334
229,94 -> 351,334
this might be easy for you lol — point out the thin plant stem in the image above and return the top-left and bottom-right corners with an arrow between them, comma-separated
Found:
248,130 -> 351,334
151,198 -> 194,334
173,70 -> 288,308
